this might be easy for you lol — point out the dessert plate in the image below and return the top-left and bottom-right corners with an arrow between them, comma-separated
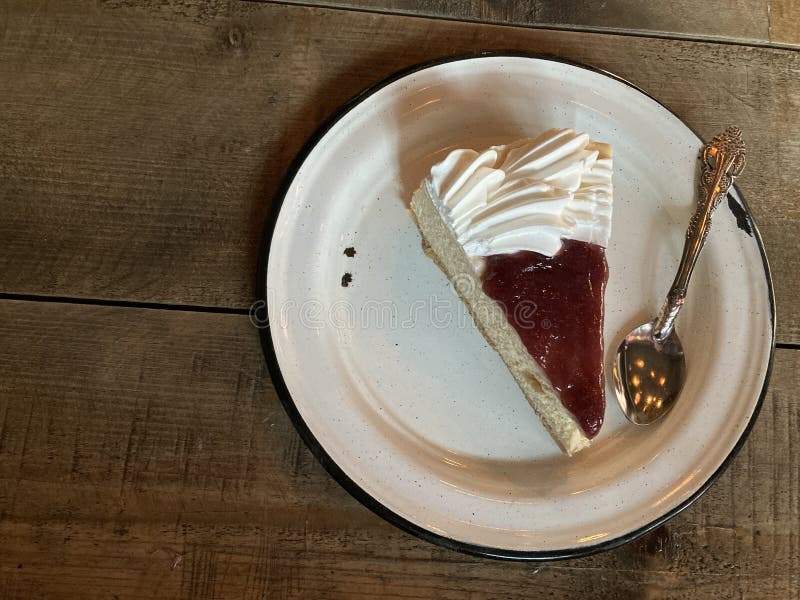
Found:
257,54 -> 774,559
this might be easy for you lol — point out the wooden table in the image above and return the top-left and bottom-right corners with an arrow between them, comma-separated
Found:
1,2 -> 798,598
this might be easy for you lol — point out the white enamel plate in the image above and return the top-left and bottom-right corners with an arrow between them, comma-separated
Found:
258,54 -> 775,559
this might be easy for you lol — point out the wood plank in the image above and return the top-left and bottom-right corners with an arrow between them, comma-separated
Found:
769,0 -> 800,45
0,1 -> 798,343
0,300 -> 797,599
273,0 -> 776,45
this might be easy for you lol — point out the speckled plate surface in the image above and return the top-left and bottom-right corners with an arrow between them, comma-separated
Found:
257,54 -> 774,559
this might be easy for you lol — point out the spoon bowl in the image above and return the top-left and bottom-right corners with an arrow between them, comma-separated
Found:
613,322 -> 686,425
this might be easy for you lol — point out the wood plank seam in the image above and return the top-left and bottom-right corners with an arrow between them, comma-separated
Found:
0,293 -> 252,316
252,0 -> 800,51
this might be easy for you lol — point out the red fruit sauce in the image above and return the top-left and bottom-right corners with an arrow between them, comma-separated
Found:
481,239 -> 608,438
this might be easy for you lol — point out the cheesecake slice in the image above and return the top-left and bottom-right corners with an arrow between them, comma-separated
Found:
411,129 -> 613,455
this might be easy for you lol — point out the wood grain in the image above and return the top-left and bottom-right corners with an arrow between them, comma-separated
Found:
1,1 -> 798,342
769,0 -> 800,45
274,0 -> 779,45
0,300 -> 795,599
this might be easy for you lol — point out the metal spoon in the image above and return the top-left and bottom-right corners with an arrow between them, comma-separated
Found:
613,127 -> 747,425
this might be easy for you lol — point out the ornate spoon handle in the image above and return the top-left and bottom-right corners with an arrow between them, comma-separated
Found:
653,127 -> 747,342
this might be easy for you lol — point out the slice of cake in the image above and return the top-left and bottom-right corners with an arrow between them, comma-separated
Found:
411,129 -> 613,455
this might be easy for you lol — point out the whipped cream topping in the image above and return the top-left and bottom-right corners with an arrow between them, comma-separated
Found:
425,129 -> 613,262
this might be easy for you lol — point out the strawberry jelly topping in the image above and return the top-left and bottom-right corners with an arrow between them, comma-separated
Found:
481,239 -> 607,438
